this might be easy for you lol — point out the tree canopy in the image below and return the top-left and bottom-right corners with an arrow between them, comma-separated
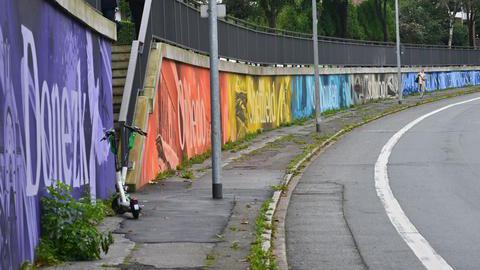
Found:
222,0 -> 476,47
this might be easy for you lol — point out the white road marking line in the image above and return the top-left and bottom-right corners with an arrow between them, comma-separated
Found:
374,96 -> 480,270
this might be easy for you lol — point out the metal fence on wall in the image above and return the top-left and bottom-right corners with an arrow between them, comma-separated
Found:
153,0 -> 480,66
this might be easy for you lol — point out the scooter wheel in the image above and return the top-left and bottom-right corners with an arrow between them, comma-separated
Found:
131,205 -> 140,219
111,196 -> 126,215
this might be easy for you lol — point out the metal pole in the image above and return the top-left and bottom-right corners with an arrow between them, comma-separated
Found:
312,0 -> 321,132
395,0 -> 403,104
209,0 -> 223,199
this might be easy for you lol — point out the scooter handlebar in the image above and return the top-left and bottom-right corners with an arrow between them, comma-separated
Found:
124,124 -> 147,136
101,129 -> 116,141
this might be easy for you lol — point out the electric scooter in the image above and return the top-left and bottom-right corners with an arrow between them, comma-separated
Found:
101,125 -> 147,219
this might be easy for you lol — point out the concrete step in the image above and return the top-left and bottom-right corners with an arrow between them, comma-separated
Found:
113,69 -> 128,78
112,61 -> 129,70
113,112 -> 119,123
113,78 -> 126,87
112,45 -> 132,53
112,53 -> 131,62
113,86 -> 124,96
113,95 -> 123,105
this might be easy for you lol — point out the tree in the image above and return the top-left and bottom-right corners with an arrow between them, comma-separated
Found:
462,0 -> 480,47
258,0 -> 288,27
399,0 -> 457,45
439,0 -> 461,48
374,0 -> 389,41
223,0 -> 255,19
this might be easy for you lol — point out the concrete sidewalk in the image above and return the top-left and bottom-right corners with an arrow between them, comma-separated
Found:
46,87 -> 480,270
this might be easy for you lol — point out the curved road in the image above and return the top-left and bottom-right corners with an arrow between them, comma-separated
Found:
286,93 -> 480,270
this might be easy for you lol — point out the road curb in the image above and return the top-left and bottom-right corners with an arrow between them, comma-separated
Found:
263,88 -> 480,269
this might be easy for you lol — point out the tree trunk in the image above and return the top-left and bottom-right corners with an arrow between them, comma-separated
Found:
448,15 -> 453,48
468,16 -> 475,47
267,15 -> 276,28
473,20 -> 476,48
374,0 -> 388,41
382,0 -> 388,42
340,0 -> 348,37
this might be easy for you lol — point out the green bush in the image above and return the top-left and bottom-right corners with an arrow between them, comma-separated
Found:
35,182 -> 113,266
117,21 -> 136,45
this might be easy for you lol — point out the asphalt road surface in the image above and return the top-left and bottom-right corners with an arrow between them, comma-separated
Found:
286,93 -> 480,270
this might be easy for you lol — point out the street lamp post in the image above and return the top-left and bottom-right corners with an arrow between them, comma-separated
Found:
312,0 -> 321,132
395,0 -> 403,104
208,0 -> 222,199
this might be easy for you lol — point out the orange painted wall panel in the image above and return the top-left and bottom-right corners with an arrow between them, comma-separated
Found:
141,60 -> 211,184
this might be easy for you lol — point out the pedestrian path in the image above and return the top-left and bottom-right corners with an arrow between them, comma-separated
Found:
47,87 -> 480,270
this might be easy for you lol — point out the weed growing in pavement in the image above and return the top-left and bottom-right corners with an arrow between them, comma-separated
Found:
180,169 -> 195,180
271,184 -> 288,193
152,169 -> 175,183
190,150 -> 212,165
287,143 -> 317,174
223,130 -> 262,152
205,253 -> 216,268
247,199 -> 277,270
35,182 -> 113,267
321,108 -> 343,116
231,241 -> 240,250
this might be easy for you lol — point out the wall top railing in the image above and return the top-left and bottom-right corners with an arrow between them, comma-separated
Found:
182,0 -> 476,50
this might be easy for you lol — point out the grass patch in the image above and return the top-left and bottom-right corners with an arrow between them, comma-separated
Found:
152,169 -> 175,183
223,130 -> 262,152
321,108 -> 343,116
247,199 -> 277,270
271,184 -> 288,193
180,169 -> 194,180
190,150 -> 212,165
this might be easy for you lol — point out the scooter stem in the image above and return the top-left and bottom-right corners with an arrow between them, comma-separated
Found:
121,166 -> 128,186
116,171 -> 128,205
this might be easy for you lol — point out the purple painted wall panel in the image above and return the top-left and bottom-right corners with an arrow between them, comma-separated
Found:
0,0 -> 116,268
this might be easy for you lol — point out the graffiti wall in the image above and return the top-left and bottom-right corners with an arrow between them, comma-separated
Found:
0,0 -> 115,267
402,71 -> 480,95
352,73 -> 398,103
221,73 -> 292,140
319,75 -> 353,111
141,60 -> 211,182
291,75 -> 353,119
140,57 -> 480,188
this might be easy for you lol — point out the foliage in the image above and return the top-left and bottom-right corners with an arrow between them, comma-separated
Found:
453,21 -> 469,46
117,21 -> 136,45
276,0 -> 312,33
35,182 -> 113,266
400,0 -> 449,45
119,0 -> 132,21
222,0 -> 471,46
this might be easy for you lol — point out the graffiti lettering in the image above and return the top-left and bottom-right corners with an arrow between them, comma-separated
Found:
352,74 -> 397,102
21,26 -> 92,196
0,1 -> 114,266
